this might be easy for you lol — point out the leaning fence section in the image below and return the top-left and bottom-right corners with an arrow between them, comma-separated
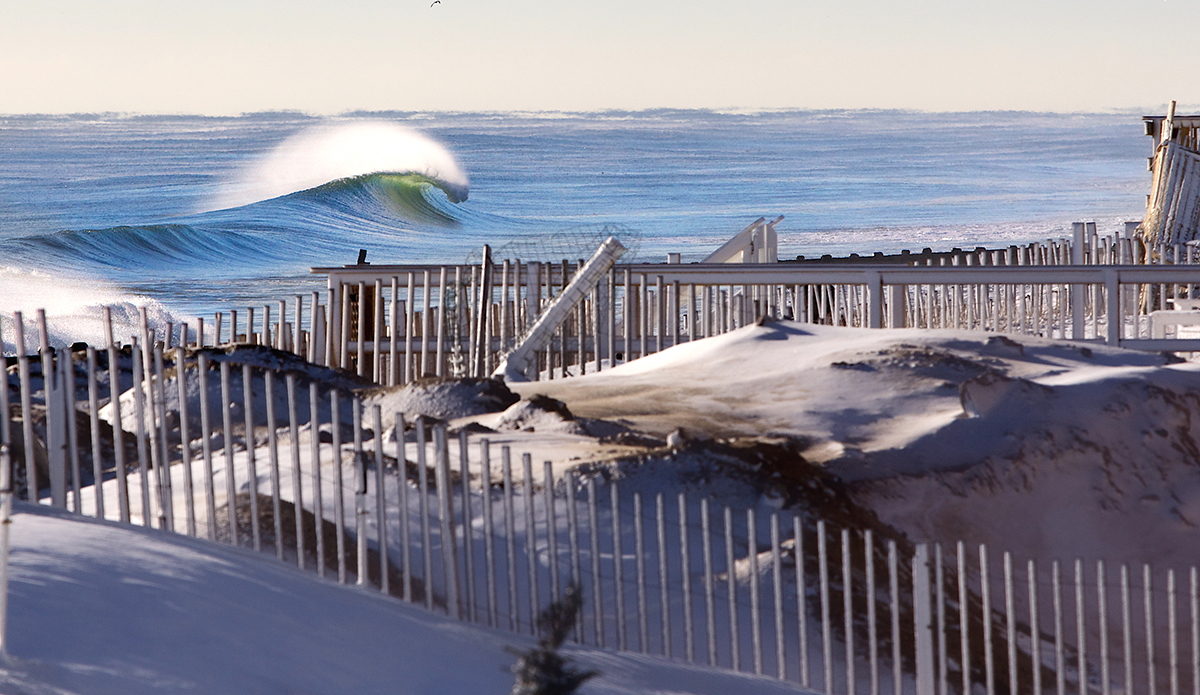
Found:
1,307 -> 1199,695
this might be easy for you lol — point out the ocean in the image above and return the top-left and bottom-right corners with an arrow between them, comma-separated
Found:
0,109 -> 1152,348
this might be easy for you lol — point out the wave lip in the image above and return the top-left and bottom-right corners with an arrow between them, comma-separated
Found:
300,172 -> 466,226
207,121 -> 469,211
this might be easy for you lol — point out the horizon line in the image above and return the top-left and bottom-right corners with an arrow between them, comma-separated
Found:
0,104 -> 1186,121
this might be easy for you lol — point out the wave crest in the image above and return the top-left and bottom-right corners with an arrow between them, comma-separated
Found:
206,121 -> 469,211
303,173 -> 464,226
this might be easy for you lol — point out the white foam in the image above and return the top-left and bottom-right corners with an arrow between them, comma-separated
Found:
0,267 -> 177,354
207,121 -> 470,211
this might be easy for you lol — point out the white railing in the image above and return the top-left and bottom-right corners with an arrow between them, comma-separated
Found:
0,312 -> 1197,694
301,261 -> 1200,385
38,231 -> 1195,388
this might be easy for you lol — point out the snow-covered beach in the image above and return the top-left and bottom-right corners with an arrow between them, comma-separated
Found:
0,107 -> 1187,695
7,313 -> 1200,693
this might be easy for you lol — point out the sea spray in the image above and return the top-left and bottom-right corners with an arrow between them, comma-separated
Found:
0,268 -> 176,353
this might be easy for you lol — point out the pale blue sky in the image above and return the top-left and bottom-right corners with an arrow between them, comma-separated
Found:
1,0 -> 1196,114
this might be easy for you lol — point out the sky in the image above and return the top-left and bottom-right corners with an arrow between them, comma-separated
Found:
1,0 -> 1198,115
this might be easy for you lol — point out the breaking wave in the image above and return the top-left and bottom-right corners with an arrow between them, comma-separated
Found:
206,121 -> 469,210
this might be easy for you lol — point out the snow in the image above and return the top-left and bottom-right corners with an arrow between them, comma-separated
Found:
14,316 -> 1200,691
0,503 -> 810,695
511,321 -> 1169,467
74,319 -> 1200,575
503,320 -> 1200,569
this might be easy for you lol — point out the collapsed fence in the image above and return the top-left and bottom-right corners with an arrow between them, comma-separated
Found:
0,308 -> 1198,695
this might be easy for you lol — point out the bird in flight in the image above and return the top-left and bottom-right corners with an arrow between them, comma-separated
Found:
430,1 -> 440,5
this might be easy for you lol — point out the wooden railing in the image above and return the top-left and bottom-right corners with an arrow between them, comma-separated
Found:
290,260 -> 1200,385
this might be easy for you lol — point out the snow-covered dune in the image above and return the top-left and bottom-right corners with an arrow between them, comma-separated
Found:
515,321 -> 1200,567
0,503 -> 810,695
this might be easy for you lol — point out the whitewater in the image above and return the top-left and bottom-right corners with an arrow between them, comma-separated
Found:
0,109 -> 1151,346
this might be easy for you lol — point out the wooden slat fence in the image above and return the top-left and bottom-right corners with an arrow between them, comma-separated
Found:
0,309 -> 1198,695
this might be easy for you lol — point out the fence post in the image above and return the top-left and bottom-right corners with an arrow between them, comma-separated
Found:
435,425 -> 460,619
13,314 -> 36,503
914,543 -> 936,695
1106,269 -> 1121,346
353,398 -> 368,586
1072,222 -> 1086,339
474,247 -> 493,378
45,346 -> 67,508
888,283 -> 905,328
0,444 -> 11,656
868,271 -> 884,329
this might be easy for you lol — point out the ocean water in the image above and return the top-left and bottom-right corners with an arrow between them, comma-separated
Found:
0,109 -> 1153,345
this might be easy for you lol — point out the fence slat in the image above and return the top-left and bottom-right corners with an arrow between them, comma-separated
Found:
501,447 -> 517,631
658,493 -> 671,659
1148,564 -> 1158,695
545,461 -> 559,604
703,498 -> 716,667
566,471 -> 581,642
890,540 -> 901,695
1191,567 -> 1198,695
64,349 -> 80,513
727,505 -> 741,673
132,344 -> 151,525
958,542 -> 970,695
198,360 -> 214,544
461,430 -> 476,623
287,374 -> 304,570
1099,560 -> 1110,695
1005,552 -> 1018,695
588,476 -> 604,647
220,362 -> 237,545
867,530 -> 878,695
1123,564 -> 1134,695
414,416 -> 431,601
819,519 -> 831,693
331,390 -> 346,584
313,383 -> 326,579
352,397 -> 367,586
374,406 -> 389,596
1075,559 -> 1086,695
243,364 -> 260,551
482,439 -> 497,627
635,491 -> 648,654
772,513 -> 785,680
681,492 -> 694,663
266,370 -> 283,562
176,348 -> 195,536
153,346 -> 173,530
844,527 -> 855,692
935,544 -> 946,695
797,515 -> 810,689
86,348 -> 104,520
436,425 -> 459,616
522,453 -> 537,633
1171,569 -> 1180,695
1053,560 -> 1064,695
1029,560 -> 1041,695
